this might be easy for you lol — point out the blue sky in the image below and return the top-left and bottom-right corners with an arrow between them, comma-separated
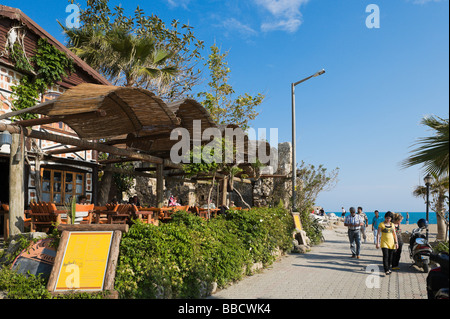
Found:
3,0 -> 449,213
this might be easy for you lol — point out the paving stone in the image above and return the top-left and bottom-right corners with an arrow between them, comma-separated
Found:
209,227 -> 428,299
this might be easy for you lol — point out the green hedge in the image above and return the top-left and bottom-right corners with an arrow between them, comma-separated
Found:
115,205 -> 294,299
0,206 -> 294,299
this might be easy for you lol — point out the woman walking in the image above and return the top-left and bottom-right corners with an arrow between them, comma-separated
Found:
392,213 -> 404,270
376,211 -> 399,275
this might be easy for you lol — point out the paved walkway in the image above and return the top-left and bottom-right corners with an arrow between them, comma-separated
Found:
209,226 -> 428,299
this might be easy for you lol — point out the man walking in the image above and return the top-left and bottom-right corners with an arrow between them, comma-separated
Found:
357,207 -> 369,243
372,210 -> 383,245
344,207 -> 364,258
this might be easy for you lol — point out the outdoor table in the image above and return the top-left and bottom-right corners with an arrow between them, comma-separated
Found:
133,206 -> 159,225
198,208 -> 220,219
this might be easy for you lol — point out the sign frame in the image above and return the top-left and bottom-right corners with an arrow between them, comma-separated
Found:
47,224 -> 128,296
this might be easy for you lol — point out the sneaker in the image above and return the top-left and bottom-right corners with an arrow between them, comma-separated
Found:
351,254 -> 356,258
357,256 -> 360,259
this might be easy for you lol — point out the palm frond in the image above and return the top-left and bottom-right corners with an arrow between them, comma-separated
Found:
401,115 -> 449,176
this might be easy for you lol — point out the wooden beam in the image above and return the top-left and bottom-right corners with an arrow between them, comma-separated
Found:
103,166 -> 156,178
1,123 -> 184,168
46,146 -> 90,155
15,110 -> 107,127
98,157 -> 138,164
0,97 -> 105,121
156,164 -> 164,208
9,133 -> 25,237
104,132 -> 172,146
46,133 -> 171,155
25,128 -> 166,164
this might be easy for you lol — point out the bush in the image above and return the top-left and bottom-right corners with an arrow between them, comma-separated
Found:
299,207 -> 324,245
0,206 -> 294,299
0,266 -> 51,299
115,205 -> 294,298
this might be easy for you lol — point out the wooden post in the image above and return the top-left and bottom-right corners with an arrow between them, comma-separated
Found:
156,164 -> 164,208
222,176 -> 228,207
9,133 -> 25,236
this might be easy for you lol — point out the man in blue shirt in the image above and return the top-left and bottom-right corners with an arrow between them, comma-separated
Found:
372,210 -> 384,245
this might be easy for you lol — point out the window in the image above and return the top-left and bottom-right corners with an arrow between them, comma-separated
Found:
41,168 -> 85,205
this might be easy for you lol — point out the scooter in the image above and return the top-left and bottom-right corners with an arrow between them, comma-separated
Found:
408,219 -> 433,273
427,252 -> 449,299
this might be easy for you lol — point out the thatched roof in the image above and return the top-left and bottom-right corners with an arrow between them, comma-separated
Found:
33,83 -> 180,140
3,83 -> 273,171
167,99 -> 217,135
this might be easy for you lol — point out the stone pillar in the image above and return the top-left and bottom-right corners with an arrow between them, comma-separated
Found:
273,142 -> 292,209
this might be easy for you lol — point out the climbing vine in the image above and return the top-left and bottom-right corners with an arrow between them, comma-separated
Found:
9,37 -> 74,120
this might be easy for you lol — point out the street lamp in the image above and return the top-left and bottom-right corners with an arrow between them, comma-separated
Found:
291,69 -> 325,212
424,173 -> 433,240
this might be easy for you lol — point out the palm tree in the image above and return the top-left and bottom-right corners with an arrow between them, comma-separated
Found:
61,25 -> 178,88
60,25 -> 179,205
401,115 -> 449,177
413,173 -> 449,241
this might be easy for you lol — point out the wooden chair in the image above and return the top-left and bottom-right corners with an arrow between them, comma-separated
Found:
131,205 -> 159,226
1,204 -> 32,237
190,206 -> 208,219
94,204 -> 130,224
77,204 -> 95,224
93,205 -> 108,224
160,205 -> 190,222
198,207 -> 220,219
29,202 -> 63,233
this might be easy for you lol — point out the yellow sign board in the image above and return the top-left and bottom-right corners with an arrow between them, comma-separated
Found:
55,231 -> 113,291
293,214 -> 302,230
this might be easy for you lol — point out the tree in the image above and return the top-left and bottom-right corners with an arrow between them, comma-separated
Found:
197,44 -> 264,130
401,115 -> 449,177
295,161 -> 339,214
182,137 -> 252,214
62,0 -> 204,100
61,0 -> 205,204
413,173 -> 449,242
183,143 -> 221,217
60,16 -> 177,88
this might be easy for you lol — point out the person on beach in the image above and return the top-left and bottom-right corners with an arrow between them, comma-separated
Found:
376,211 -> 399,275
392,213 -> 404,270
357,207 -> 369,243
405,212 -> 409,225
372,210 -> 383,245
341,207 -> 346,218
344,207 -> 364,258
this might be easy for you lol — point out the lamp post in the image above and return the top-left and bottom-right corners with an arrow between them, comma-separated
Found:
424,173 -> 433,240
291,69 -> 325,212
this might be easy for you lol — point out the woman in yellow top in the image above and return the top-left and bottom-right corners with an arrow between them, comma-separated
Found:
376,211 -> 399,275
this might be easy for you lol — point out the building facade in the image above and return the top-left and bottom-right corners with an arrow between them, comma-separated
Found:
0,5 -> 109,210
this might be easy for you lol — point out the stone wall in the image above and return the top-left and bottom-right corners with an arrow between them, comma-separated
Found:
114,142 -> 292,209
253,142 -> 292,209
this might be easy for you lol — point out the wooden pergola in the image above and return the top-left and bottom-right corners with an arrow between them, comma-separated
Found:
0,83 -> 272,236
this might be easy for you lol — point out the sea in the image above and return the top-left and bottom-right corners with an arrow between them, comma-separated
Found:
327,212 -> 438,225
